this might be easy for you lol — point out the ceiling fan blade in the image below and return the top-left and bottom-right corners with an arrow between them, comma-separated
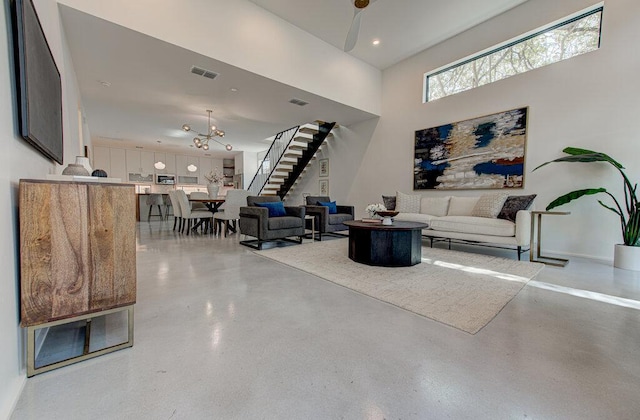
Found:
344,10 -> 363,52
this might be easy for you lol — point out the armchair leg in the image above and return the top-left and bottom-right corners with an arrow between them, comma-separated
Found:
240,239 -> 263,250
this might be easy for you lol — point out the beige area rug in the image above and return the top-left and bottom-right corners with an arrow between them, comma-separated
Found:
255,239 -> 544,334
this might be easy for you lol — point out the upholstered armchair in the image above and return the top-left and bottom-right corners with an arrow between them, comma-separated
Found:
239,196 -> 306,249
304,195 -> 354,240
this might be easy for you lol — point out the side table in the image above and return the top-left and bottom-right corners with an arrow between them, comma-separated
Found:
304,215 -> 316,241
530,211 -> 570,266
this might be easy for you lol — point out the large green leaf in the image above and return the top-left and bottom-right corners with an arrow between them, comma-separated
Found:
546,188 -> 607,210
533,147 -> 625,172
562,147 -> 624,169
533,153 -> 623,171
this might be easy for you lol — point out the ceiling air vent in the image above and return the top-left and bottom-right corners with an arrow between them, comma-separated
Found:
289,98 -> 309,107
190,65 -> 219,80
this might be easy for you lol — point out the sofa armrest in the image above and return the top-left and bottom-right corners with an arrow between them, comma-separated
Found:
515,210 -> 532,246
239,206 -> 269,238
336,205 -> 355,216
305,205 -> 329,227
285,206 -> 305,219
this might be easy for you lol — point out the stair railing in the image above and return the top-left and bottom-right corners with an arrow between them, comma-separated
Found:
248,125 -> 301,196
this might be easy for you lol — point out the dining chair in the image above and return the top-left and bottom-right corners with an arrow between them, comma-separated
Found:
162,194 -> 173,221
188,191 -> 209,212
176,190 -> 212,235
213,189 -> 250,237
167,191 -> 183,231
146,194 -> 164,221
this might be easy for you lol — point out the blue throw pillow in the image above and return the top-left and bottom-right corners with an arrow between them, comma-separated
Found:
318,201 -> 337,214
255,201 -> 287,217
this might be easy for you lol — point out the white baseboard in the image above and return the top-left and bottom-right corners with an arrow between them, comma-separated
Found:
1,375 -> 26,420
542,248 -> 613,265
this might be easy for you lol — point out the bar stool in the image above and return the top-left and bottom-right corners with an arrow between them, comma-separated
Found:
146,194 -> 164,221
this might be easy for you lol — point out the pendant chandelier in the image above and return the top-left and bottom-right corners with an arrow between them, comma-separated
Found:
182,109 -> 232,151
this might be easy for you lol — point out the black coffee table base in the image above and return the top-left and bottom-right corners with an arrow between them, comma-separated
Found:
346,221 -> 425,267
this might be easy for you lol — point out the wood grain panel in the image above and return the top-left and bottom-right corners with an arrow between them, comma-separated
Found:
87,184 -> 136,310
20,180 -> 137,327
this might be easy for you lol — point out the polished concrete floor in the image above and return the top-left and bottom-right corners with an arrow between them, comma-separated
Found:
11,220 -> 640,419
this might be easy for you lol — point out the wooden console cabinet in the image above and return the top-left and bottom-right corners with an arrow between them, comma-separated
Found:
19,179 -> 137,375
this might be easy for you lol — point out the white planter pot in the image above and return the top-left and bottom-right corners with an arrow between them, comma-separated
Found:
207,184 -> 220,198
613,244 -> 640,271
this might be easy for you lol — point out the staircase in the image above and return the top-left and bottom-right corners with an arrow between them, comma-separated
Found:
248,121 -> 336,199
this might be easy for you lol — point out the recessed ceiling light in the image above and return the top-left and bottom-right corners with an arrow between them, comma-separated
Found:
98,80 -> 111,87
157,140 -> 162,143
372,39 -> 380,46
230,87 -> 238,92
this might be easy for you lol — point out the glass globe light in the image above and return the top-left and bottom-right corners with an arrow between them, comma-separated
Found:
211,124 -> 217,131
225,144 -> 233,151
193,137 -> 200,145
202,143 -> 209,151
182,124 -> 191,132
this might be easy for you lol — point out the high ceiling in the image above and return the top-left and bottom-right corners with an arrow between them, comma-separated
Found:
59,0 -> 528,157
248,0 -> 528,69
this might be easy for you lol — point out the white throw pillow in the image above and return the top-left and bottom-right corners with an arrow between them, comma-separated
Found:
396,191 -> 421,213
447,196 -> 480,216
471,193 -> 509,218
420,196 -> 450,216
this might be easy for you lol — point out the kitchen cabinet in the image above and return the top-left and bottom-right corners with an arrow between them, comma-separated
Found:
109,148 -> 127,181
126,149 -> 154,182
176,155 -> 200,184
164,153 -> 176,174
126,149 -> 154,175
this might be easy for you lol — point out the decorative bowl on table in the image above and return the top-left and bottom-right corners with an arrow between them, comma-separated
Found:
375,210 -> 399,225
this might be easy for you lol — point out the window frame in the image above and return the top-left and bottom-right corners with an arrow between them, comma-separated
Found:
423,3 -> 604,103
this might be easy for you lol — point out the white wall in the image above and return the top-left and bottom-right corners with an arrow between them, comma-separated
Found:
0,0 -> 86,417
57,0 -> 382,116
345,0 -> 640,261
287,119 -> 379,208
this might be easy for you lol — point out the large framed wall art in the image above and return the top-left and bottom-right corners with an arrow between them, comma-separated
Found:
414,107 -> 528,190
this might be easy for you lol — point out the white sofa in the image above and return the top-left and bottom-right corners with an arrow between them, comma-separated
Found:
388,193 -> 534,260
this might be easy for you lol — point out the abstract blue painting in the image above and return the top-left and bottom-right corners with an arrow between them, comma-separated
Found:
414,107 -> 528,190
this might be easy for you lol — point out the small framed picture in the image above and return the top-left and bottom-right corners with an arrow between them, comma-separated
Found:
319,158 -> 329,177
319,179 -> 329,195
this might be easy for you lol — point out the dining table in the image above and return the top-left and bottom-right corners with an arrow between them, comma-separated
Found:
188,198 -> 226,233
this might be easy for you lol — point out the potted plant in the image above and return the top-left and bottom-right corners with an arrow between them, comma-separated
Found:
534,147 -> 639,270
204,168 -> 224,198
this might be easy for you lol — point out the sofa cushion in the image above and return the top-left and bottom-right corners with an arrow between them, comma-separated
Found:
382,195 -> 396,211
318,201 -> 337,214
268,216 -> 302,230
394,213 -> 435,225
498,194 -> 537,222
396,191 -> 421,213
255,201 -> 287,217
429,216 -> 516,237
471,193 -> 509,218
420,196 -> 450,217
306,195 -> 330,205
447,196 -> 479,216
329,213 -> 353,225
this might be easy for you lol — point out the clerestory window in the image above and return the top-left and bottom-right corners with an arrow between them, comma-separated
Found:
424,4 -> 603,102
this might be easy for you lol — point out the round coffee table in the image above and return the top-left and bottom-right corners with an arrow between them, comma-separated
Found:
343,220 -> 428,267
